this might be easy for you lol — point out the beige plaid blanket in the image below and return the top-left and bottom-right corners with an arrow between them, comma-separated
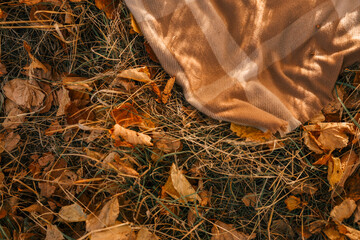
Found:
125,0 -> 360,134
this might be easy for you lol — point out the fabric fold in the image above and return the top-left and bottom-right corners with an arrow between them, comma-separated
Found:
125,0 -> 360,133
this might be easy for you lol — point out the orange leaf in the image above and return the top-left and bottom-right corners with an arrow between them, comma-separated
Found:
230,123 -> 274,143
111,103 -> 143,127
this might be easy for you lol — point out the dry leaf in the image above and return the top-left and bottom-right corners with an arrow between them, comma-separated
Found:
102,152 -> 139,177
95,0 -> 119,19
242,193 -> 257,207
354,202 -> 360,225
0,8 -> 8,19
338,151 -> 360,187
330,198 -> 356,223
323,225 -> 346,240
38,152 -> 55,167
328,156 -> 344,189
111,124 -> 153,146
309,220 -> 327,234
0,131 -> 20,153
230,123 -> 274,143
270,219 -> 295,240
55,87 -> 71,116
45,224 -> 64,240
3,79 -> 45,110
86,197 -> 119,232
23,42 -> 54,80
117,67 -> 152,83
91,224 -> 135,240
38,182 -> 56,198
110,78 -> 137,91
211,220 -> 255,240
162,164 -> 201,203
136,228 -> 159,240
3,107 -> 25,129
62,75 -> 92,91
161,77 -> 175,104
303,123 -> 356,152
286,181 -> 318,195
323,86 -> 344,115
58,203 -> 87,222
284,195 -> 307,211
45,120 -> 62,136
0,62 -> 7,76
152,132 -> 182,153
309,112 -> 326,123
303,131 -> 323,154
65,100 -> 96,125
338,224 -> 360,240
111,103 -> 143,127
144,41 -> 159,63
130,13 -> 142,35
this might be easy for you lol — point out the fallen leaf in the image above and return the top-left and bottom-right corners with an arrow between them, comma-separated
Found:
0,131 -> 20,153
38,152 -> 55,167
330,198 -> 356,223
111,103 -> 143,127
58,203 -> 87,222
354,201 -> 360,225
110,78 -> 137,91
308,220 -> 327,234
303,123 -> 356,152
91,224 -> 135,240
38,182 -> 56,198
211,220 -> 255,240
338,151 -> 360,187
55,87 -> 71,116
323,225 -> 346,240
0,8 -> 8,19
303,131 -> 323,154
2,107 -> 25,129
116,67 -> 152,83
337,224 -> 360,240
313,154 -> 333,166
323,86 -> 344,115
242,193 -> 257,207
230,123 -> 274,143
136,228 -> 159,240
130,13 -> 142,35
284,195 -> 307,211
328,156 -> 344,189
152,132 -> 182,153
38,82 -> 53,113
86,197 -> 119,232
3,79 -> 45,110
309,112 -> 326,123
62,75 -> 92,91
270,219 -> 295,240
286,181 -> 318,195
161,77 -> 175,104
0,62 -> 7,76
45,224 -> 64,240
65,100 -> 96,125
162,163 -> 201,203
102,152 -> 139,177
20,0 -> 63,6
23,42 -> 54,80
95,0 -> 120,19
45,120 -> 62,136
144,41 -> 159,63
111,124 -> 153,146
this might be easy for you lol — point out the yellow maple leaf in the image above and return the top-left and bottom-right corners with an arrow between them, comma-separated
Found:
230,123 -> 273,143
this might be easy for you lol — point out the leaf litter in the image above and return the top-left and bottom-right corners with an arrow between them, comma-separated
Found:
1,1 -> 360,239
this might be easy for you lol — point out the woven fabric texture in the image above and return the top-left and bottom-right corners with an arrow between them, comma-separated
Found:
125,0 -> 360,134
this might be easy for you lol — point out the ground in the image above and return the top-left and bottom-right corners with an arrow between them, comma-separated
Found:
0,1 -> 360,239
